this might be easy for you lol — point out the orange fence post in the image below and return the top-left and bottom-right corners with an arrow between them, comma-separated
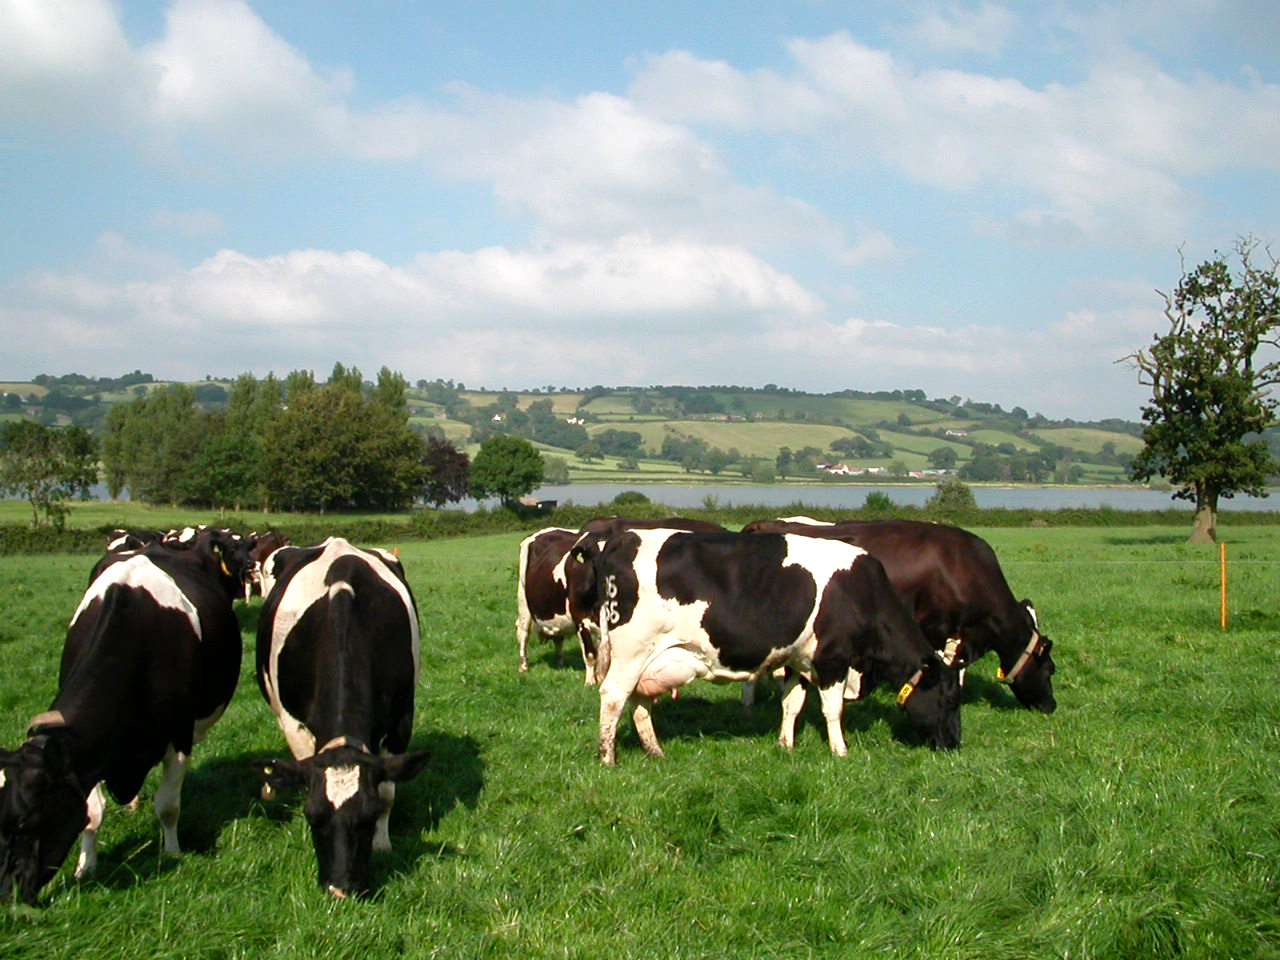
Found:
1220,540 -> 1228,630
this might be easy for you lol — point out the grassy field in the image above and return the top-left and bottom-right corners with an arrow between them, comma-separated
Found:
2,525 -> 1279,958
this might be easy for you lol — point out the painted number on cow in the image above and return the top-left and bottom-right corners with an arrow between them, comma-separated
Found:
602,574 -> 621,626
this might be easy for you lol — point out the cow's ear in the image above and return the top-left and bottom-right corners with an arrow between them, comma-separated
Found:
380,750 -> 432,784
255,758 -> 305,795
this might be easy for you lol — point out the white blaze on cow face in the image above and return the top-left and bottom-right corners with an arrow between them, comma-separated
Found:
72,555 -> 202,639
324,765 -> 361,808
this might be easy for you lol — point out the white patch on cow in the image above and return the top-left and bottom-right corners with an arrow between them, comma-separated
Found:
777,516 -> 830,525
0,769 -> 6,789
1025,602 -> 1040,629
610,531 -> 873,699
324,765 -> 361,808
265,538 -> 420,760
71,555 -> 202,639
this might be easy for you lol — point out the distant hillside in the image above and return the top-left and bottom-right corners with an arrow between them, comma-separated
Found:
2,372 -> 1165,487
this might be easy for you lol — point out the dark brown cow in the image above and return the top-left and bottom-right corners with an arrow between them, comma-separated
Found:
741,518 -> 1056,713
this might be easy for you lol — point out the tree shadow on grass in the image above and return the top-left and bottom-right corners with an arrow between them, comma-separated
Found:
1104,532 -> 1187,546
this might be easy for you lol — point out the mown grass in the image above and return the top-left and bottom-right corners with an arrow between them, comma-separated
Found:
2,526 -> 1279,958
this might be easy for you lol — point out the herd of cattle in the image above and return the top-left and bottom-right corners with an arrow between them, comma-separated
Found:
0,514 -> 1056,906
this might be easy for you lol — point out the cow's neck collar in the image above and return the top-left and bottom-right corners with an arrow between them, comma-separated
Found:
997,632 -> 1043,684
895,667 -> 925,710
317,735 -> 369,755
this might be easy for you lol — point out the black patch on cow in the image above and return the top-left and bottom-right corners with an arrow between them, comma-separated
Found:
653,532 -> 816,672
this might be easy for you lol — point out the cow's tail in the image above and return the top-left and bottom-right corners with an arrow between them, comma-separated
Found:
328,580 -> 359,657
515,535 -> 533,626
595,614 -> 612,682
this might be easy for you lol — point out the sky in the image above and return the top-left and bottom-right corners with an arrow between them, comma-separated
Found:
2,0 -> 1278,421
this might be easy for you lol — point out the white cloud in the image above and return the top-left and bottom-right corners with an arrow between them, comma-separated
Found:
905,2 -> 1017,55
0,235 -> 823,383
631,31 -> 1280,245
0,0 -> 144,125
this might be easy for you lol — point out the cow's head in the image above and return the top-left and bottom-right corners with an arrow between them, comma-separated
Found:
0,725 -> 88,906
896,655 -> 963,750
257,742 -> 430,898
195,528 -> 255,601
1001,601 -> 1056,713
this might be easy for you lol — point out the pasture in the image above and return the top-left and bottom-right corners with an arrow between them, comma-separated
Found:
2,525 -> 1279,959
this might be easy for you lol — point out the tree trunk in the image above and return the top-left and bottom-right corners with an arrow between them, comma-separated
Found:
1188,484 -> 1217,543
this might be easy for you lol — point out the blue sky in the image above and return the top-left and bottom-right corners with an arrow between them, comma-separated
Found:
2,0 -> 1278,420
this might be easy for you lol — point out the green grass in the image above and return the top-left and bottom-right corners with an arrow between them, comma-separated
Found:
3,526 -> 1280,958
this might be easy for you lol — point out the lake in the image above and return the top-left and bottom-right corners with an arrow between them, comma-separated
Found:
523,482 -> 1280,512
83,481 -> 1278,512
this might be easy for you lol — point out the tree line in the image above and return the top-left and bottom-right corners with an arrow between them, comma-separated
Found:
2,364 -> 548,525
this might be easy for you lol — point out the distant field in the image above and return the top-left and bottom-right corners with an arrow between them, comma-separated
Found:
2,527 -> 1279,958
589,419 -> 857,458
1031,427 -> 1145,455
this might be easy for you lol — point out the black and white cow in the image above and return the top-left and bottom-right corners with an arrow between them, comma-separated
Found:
516,518 -> 729,685
569,529 -> 962,764
741,518 -> 1057,713
0,530 -> 251,905
254,537 -> 430,898
516,527 -> 588,679
244,530 -> 291,599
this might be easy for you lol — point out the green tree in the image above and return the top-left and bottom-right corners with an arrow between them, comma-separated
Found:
1122,238 -> 1280,542
100,384 -> 204,505
262,380 -> 426,511
0,421 -> 97,528
928,446 -> 958,469
542,455 -> 571,485
926,478 -> 977,514
470,435 -> 544,507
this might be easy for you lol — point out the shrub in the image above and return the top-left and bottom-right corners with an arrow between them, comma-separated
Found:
612,491 -> 651,506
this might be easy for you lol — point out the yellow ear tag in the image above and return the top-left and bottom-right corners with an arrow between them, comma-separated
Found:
896,683 -> 914,707
996,667 -> 1006,680
220,560 -> 231,576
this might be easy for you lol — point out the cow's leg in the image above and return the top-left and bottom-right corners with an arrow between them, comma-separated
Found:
598,653 -> 647,764
817,683 -> 849,758
74,783 -> 106,879
741,679 -> 758,712
516,612 -> 531,672
777,673 -> 807,750
154,745 -> 190,854
630,697 -> 665,758
374,780 -> 395,852
551,634 -> 565,668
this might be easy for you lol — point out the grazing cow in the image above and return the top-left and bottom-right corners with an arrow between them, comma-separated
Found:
0,530 -> 251,905
244,530 -> 291,598
255,538 -> 430,898
741,518 -> 1056,713
569,529 -> 961,764
516,527 -> 587,678
105,528 -> 164,552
